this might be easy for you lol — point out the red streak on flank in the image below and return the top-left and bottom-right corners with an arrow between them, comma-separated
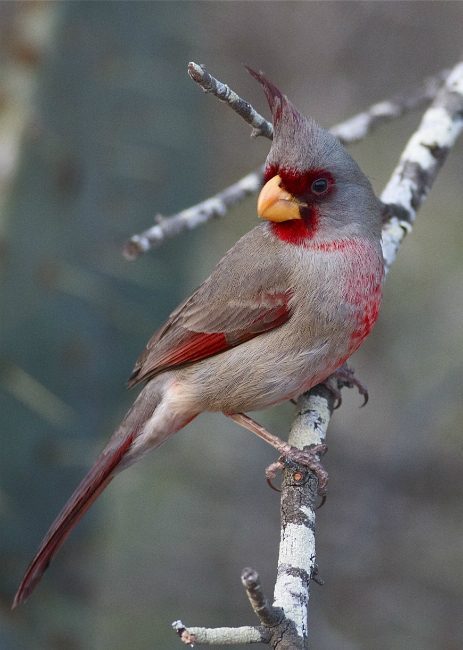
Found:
349,294 -> 381,347
272,233 -> 384,355
342,241 -> 384,354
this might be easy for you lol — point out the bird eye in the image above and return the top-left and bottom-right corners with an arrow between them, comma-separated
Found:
311,178 -> 329,195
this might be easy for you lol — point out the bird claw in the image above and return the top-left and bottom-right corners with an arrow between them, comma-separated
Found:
321,375 -> 343,409
265,443 -> 328,502
265,459 -> 286,492
322,362 -> 369,408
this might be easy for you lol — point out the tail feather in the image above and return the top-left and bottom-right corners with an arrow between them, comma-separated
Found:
12,429 -> 137,608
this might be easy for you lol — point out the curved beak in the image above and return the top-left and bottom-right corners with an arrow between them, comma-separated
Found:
257,174 -> 303,222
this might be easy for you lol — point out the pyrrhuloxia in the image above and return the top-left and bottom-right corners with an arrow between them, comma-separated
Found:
13,68 -> 384,607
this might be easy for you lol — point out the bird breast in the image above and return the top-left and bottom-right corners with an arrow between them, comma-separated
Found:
181,237 -> 384,413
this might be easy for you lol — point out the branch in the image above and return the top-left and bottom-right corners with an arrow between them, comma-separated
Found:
173,620 -> 270,646
171,60 -> 463,647
330,66 -> 450,143
187,62 -> 273,140
123,167 -> 263,260
380,61 -> 463,271
271,387 -> 334,648
173,388 -> 333,648
123,64 -> 450,259
173,569 -> 280,646
241,567 -> 283,628
187,61 -> 450,145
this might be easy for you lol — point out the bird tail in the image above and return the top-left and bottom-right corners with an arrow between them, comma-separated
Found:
12,383 -> 162,609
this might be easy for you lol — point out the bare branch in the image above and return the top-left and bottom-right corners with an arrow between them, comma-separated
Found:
123,168 -> 263,260
172,620 -> 270,646
241,567 -> 283,628
331,67 -> 450,143
188,62 -> 273,139
124,64 -> 451,259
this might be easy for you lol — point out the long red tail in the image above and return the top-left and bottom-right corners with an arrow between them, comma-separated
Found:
12,429 -> 137,608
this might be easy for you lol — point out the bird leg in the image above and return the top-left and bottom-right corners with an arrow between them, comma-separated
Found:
322,362 -> 369,408
228,412 -> 328,496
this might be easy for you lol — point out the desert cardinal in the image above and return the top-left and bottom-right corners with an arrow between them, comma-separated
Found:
13,68 -> 384,607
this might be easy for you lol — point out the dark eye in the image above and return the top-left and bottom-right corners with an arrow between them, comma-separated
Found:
311,178 -> 329,195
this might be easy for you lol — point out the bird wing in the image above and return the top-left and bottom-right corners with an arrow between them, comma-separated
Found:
128,226 -> 293,386
128,288 -> 292,386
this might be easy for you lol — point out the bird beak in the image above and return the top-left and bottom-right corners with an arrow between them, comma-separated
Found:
257,175 -> 303,222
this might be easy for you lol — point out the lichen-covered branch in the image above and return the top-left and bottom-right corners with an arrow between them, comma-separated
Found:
173,569 -> 281,646
124,63 -> 451,259
171,61 -> 463,648
172,387 -> 334,648
172,620 -> 270,646
271,387 -> 334,649
381,61 -> 463,271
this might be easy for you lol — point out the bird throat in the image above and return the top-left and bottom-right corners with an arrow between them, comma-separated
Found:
270,206 -> 319,245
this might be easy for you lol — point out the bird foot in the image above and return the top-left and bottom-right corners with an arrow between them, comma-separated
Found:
322,362 -> 368,409
265,443 -> 328,498
227,412 -> 328,502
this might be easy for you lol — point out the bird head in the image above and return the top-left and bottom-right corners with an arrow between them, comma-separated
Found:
247,67 -> 382,243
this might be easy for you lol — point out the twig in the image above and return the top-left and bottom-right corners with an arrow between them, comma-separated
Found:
124,64 -> 451,259
172,620 -> 270,646
187,62 -> 273,139
171,60 -> 463,647
241,567 -> 283,628
123,168 -> 263,260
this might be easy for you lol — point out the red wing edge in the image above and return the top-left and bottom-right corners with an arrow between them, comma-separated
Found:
128,291 -> 293,387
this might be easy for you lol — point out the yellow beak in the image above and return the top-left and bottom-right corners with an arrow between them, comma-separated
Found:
257,174 -> 303,222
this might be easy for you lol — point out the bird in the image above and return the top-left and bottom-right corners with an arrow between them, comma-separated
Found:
13,67 -> 384,608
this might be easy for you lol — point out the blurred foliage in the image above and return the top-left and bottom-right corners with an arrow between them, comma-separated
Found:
1,2 -> 462,650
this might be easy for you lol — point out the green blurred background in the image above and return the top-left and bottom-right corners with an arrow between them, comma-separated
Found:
1,2 -> 462,649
